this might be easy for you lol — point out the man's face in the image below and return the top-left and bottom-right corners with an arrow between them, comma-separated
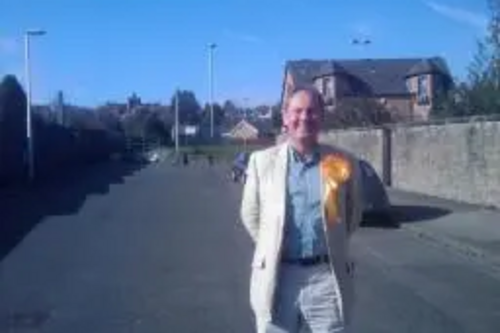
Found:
283,90 -> 323,143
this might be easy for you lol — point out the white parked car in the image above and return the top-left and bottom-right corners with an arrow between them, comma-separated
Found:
147,152 -> 160,163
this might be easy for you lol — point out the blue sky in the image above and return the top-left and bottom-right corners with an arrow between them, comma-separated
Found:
0,0 -> 489,107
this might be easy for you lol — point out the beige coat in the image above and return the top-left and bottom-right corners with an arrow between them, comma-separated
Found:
240,141 -> 364,329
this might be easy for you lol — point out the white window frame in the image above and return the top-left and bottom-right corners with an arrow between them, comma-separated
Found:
417,75 -> 430,105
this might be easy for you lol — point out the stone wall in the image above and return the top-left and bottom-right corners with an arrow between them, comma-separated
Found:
319,120 -> 500,208
320,129 -> 385,176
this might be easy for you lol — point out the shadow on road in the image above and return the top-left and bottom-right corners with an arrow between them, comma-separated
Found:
390,204 -> 451,223
361,213 -> 401,229
0,160 -> 146,262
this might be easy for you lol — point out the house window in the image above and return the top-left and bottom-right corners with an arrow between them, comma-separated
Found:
322,77 -> 335,106
323,77 -> 332,98
417,75 -> 430,105
406,79 -> 412,92
314,79 -> 322,94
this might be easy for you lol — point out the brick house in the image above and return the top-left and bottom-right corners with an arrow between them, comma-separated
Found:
280,57 -> 454,121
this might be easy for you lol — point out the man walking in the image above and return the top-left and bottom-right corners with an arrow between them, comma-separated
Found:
240,86 -> 364,332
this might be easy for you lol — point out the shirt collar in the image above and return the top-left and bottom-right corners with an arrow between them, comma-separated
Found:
288,144 -> 321,164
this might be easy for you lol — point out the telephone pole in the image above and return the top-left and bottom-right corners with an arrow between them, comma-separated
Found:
208,43 -> 217,139
175,89 -> 180,154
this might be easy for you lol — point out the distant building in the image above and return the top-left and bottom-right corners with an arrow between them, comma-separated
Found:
171,124 -> 200,145
225,119 -> 259,140
281,57 -> 454,121
127,93 -> 142,111
51,90 -> 65,126
224,118 -> 274,143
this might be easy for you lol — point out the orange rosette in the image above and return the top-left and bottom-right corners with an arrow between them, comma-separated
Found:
320,154 -> 352,226
320,154 -> 352,184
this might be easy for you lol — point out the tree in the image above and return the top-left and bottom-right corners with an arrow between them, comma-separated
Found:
0,75 -> 28,180
142,111 -> 171,143
121,107 -> 170,142
431,83 -> 465,118
0,75 -> 27,128
169,90 -> 202,125
152,104 -> 174,131
63,106 -> 106,131
201,102 -> 224,126
323,98 -> 395,129
476,0 -> 500,87
222,100 -> 238,117
271,102 -> 283,131
96,106 -> 123,133
450,0 -> 500,116
430,0 -> 500,118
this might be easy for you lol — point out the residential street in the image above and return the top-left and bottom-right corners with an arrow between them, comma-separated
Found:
1,159 -> 499,333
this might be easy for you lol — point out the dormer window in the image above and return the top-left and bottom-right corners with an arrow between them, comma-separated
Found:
417,75 -> 430,105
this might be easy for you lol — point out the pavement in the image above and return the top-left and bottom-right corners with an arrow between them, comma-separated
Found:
0,158 -> 499,333
353,188 -> 500,333
386,188 -> 500,278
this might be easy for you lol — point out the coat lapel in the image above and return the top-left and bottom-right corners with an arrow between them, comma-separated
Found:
320,147 -> 337,227
273,143 -> 289,229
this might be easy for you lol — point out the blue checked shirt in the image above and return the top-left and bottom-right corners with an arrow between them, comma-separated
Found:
281,147 -> 329,260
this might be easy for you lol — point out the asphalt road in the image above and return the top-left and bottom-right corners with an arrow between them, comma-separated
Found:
1,159 -> 499,333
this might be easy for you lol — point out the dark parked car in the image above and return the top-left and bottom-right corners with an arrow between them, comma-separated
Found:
359,159 -> 399,228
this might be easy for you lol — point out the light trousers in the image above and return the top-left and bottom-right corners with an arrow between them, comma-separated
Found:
260,263 -> 346,333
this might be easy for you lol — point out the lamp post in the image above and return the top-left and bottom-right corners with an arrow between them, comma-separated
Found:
351,38 -> 371,46
174,88 -> 180,154
208,43 -> 217,139
24,29 -> 46,182
242,97 -> 250,149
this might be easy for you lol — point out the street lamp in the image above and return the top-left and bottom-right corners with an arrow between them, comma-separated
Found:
208,43 -> 217,139
351,38 -> 372,58
242,97 -> 249,149
24,29 -> 46,181
352,37 -> 375,74
351,38 -> 371,45
174,88 -> 180,154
